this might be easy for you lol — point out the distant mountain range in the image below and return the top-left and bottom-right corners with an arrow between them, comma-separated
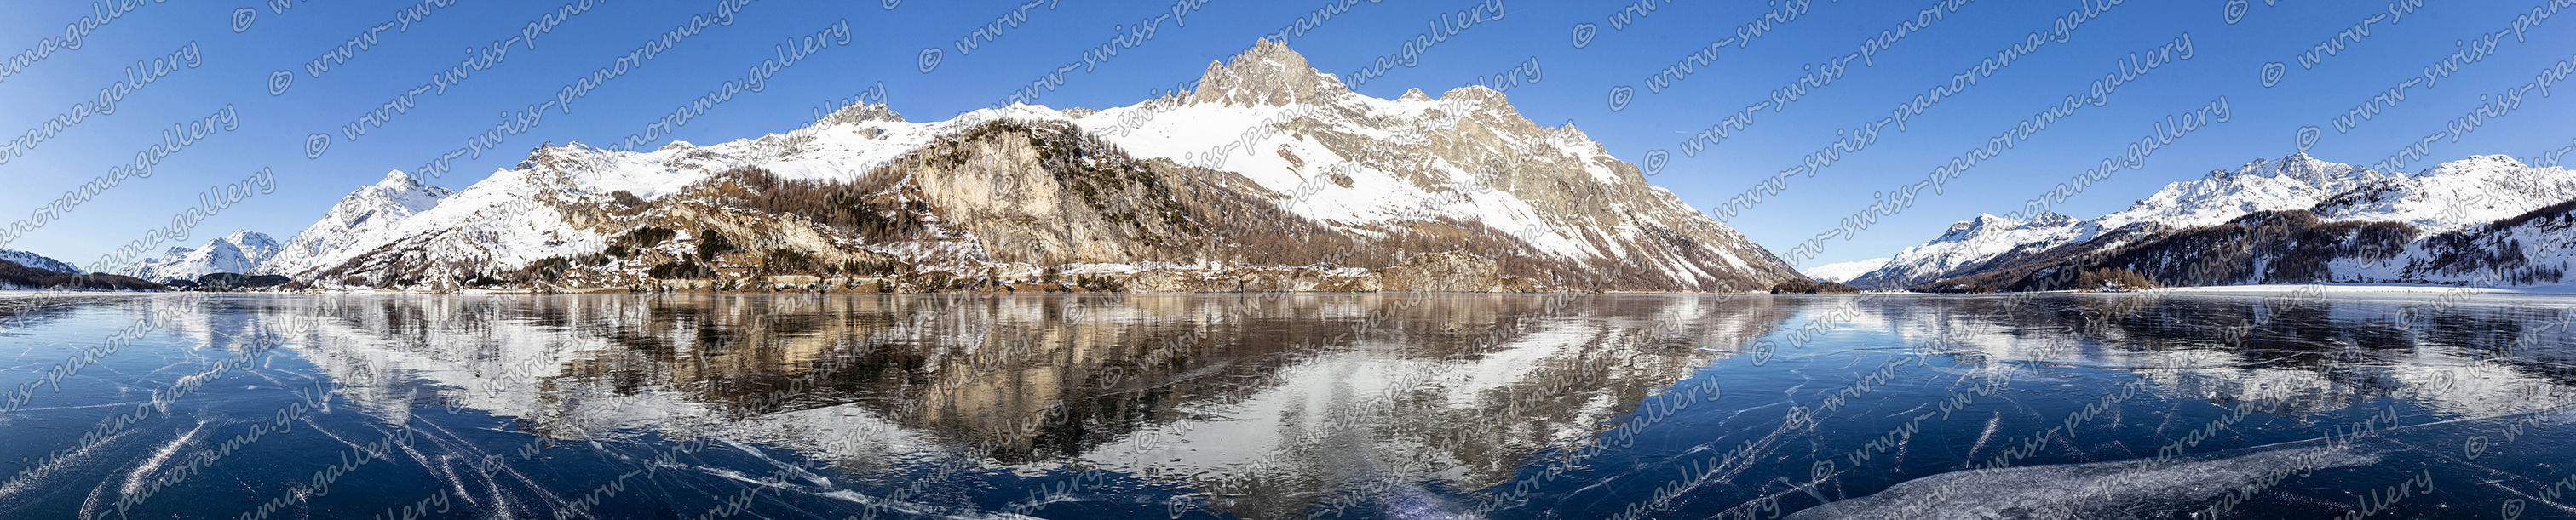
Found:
116,231 -> 279,283
0,248 -> 164,290
1800,258 -> 1888,284
1842,153 -> 2576,291
0,249 -> 79,274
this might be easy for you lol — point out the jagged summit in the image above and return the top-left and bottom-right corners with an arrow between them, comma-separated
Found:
2025,212 -> 2077,227
1187,38 -> 1351,106
1935,213 -> 2068,243
2200,151 -> 2378,186
819,103 -> 904,125
1946,214 -> 2019,233
1435,84 -> 1511,106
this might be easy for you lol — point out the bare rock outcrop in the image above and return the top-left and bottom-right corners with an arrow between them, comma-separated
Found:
1378,252 -> 1502,292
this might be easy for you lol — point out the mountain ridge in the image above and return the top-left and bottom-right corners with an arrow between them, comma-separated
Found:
0,249 -> 80,274
118,231 -> 279,283
251,39 -> 1803,293
1848,152 -> 2576,291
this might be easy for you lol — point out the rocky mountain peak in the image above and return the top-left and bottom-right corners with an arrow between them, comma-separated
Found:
221,230 -> 279,251
378,170 -> 425,190
2025,212 -> 2078,228
819,103 -> 905,125
1556,122 -> 1590,140
2275,151 -> 2357,184
1438,85 -> 1510,106
1931,214 -> 2021,245
363,170 -> 457,203
2205,152 -> 2376,187
1948,214 -> 2018,233
1188,38 -> 1348,106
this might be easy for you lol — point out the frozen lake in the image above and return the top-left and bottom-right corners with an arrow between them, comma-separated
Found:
0,290 -> 2568,519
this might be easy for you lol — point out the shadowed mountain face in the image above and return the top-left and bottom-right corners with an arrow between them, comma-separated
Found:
10,291 -> 2573,520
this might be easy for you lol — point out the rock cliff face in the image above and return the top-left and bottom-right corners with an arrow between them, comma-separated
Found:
257,40 -> 1801,293
1377,252 -> 1504,292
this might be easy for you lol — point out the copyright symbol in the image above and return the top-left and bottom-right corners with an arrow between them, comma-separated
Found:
1571,23 -> 1596,49
883,0 -> 900,9
2296,126 -> 2320,152
230,8 -> 257,32
267,70 -> 293,96
917,47 -> 943,73
1642,149 -> 1669,175
2222,0 -> 2249,25
305,133 -> 331,159
1810,460 -> 1835,483
2259,61 -> 2286,88
1607,85 -> 1634,111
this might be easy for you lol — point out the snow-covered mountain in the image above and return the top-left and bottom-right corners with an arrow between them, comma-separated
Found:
1800,257 -> 1889,283
263,39 -> 1803,292
257,170 -> 453,277
1847,213 -> 2079,289
117,231 -> 280,283
0,249 -> 80,274
1847,152 -> 2576,289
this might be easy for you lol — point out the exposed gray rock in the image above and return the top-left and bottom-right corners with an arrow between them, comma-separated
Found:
1379,252 -> 1501,292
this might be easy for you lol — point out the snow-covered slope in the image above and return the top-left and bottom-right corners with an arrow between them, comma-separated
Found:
2089,152 -> 2394,232
118,231 -> 280,283
260,171 -> 454,277
2305,154 -> 2576,231
0,249 -> 80,273
266,39 -> 1802,292
1800,258 -> 1889,283
1848,213 -> 2079,289
1849,153 -> 2576,289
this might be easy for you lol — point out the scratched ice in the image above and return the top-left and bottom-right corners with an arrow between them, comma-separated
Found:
0,292 -> 2569,519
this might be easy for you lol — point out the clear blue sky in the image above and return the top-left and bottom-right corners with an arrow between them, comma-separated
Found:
1,0 -> 2569,270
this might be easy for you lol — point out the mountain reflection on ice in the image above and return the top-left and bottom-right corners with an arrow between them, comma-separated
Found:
0,290 -> 2570,519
